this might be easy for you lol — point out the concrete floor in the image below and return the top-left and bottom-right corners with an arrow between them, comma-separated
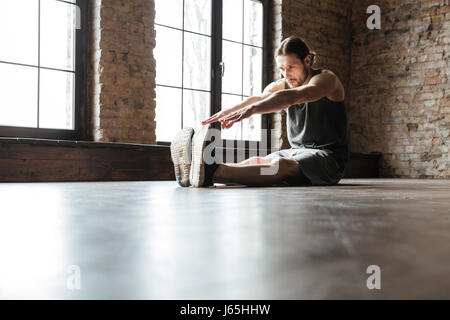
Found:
0,179 -> 449,299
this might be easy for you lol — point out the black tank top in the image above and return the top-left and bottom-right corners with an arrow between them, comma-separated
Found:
284,68 -> 349,167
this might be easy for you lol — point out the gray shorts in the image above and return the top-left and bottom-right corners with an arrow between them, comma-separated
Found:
263,147 -> 346,186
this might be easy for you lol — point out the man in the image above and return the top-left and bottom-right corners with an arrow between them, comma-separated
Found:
170,36 -> 349,188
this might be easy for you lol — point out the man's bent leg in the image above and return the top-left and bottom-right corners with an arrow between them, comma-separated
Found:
213,158 -> 300,186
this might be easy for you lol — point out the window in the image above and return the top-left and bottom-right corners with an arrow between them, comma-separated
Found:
154,0 -> 268,145
154,0 -> 212,143
0,0 -> 87,140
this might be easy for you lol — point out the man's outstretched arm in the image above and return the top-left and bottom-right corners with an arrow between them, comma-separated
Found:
220,72 -> 339,129
250,71 -> 338,115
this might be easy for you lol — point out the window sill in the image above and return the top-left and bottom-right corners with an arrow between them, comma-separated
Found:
0,137 -> 170,150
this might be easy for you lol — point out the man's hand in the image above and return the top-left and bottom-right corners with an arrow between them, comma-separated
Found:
201,109 -> 234,125
219,105 -> 255,129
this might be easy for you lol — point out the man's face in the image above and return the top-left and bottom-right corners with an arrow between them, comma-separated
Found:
276,53 -> 309,88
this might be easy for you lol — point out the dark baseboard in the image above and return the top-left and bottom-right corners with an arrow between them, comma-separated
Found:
0,138 -> 174,182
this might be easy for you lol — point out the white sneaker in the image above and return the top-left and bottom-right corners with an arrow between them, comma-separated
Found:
190,124 -> 217,188
170,127 -> 194,187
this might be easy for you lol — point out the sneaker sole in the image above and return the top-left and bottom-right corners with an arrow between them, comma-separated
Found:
170,127 -> 194,187
190,124 -> 211,188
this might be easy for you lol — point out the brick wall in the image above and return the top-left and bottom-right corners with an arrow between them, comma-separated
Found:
269,0 -> 352,150
90,0 -> 156,144
349,0 -> 450,178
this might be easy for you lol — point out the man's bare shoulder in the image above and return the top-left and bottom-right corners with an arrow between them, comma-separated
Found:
262,78 -> 286,94
313,69 -> 338,81
319,69 -> 335,76
311,69 -> 345,101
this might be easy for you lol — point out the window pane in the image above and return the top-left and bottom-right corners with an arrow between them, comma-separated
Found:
223,0 -> 243,42
243,45 -> 262,96
39,69 -> 74,130
184,33 -> 211,91
242,113 -> 261,141
183,90 -> 209,132
0,63 -> 37,128
40,0 -> 76,71
222,40 -> 242,95
155,0 -> 183,29
0,0 -> 38,65
184,0 -> 211,35
221,94 -> 242,140
155,86 -> 182,142
243,0 -> 263,47
154,26 -> 182,87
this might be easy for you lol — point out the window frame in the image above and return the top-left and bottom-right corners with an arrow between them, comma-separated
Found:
0,0 -> 88,141
156,0 -> 271,151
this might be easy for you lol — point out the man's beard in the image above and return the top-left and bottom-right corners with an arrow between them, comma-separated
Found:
289,63 -> 310,88
299,62 -> 310,86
